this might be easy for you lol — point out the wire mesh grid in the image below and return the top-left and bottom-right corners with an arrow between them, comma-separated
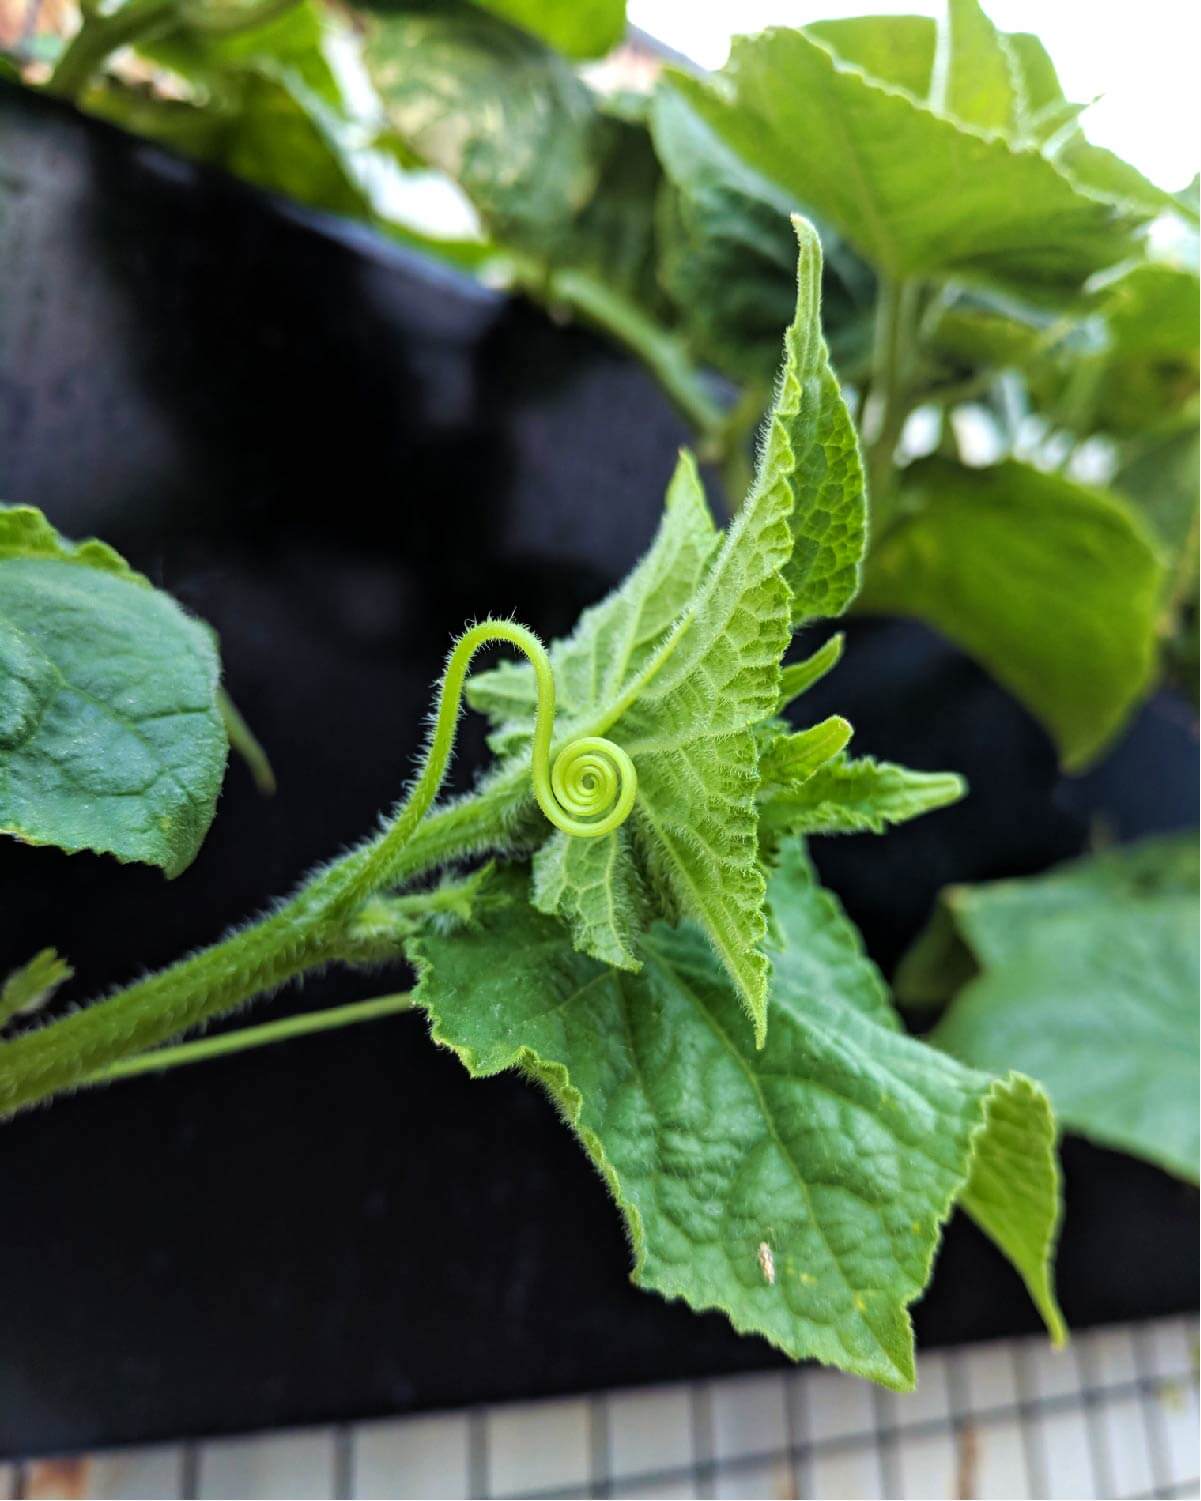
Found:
5,1315 -> 1197,1500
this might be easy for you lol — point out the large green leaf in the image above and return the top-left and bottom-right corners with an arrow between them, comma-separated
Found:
0,506 -> 227,877
907,838 -> 1200,1183
651,84 -> 800,386
412,846 -> 1063,1386
365,4 -> 598,247
471,0 -> 624,59
468,222 -> 865,1038
805,14 -> 936,100
858,457 -> 1165,769
669,27 -> 1148,301
930,0 -> 1023,136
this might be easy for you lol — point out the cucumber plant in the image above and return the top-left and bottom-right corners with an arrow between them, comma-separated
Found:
3,0 -> 1196,1379
0,225 -> 1065,1388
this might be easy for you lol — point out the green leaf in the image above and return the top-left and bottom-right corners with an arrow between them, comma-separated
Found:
858,457 -> 1165,769
470,223 -> 864,1039
921,838 -> 1200,1183
651,84 -> 801,386
366,5 -> 598,247
760,755 -> 966,842
759,716 -> 852,785
669,28 -> 1148,301
412,847 -> 1063,1386
1003,31 -> 1070,142
1,948 -> 73,1027
930,0 -> 1023,137
470,0 -> 624,59
549,104 -> 668,320
756,216 -> 868,625
805,14 -> 936,100
473,436 -> 789,1042
531,826 -> 647,971
0,505 -> 227,876
777,632 -> 844,710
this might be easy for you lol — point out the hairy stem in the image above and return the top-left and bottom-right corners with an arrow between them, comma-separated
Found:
0,621 -> 639,1119
87,991 -> 416,1084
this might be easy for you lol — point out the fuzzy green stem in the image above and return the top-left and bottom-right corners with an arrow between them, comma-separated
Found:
87,992 -> 416,1084
0,620 -> 638,1119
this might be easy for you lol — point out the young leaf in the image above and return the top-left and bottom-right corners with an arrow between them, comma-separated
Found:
470,221 -> 865,1039
759,216 -> 867,626
412,846 -> 1063,1387
758,716 -> 852,784
915,838 -> 1200,1183
760,755 -> 966,842
0,505 -> 227,877
777,632 -> 844,710
669,28 -> 1148,301
473,436 -> 789,1042
531,826 -> 648,972
858,457 -> 1165,770
1,948 -> 73,1027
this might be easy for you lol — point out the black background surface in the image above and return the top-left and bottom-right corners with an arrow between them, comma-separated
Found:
0,86 -> 1196,1457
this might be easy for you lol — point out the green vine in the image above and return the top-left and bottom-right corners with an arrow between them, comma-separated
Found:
0,620 -> 637,1119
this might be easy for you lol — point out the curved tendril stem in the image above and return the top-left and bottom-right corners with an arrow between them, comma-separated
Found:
340,619 -> 636,910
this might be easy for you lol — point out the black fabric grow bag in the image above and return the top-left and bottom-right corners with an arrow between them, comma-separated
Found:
0,85 -> 1196,1457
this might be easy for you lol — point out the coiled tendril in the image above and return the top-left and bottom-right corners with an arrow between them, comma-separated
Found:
344,620 -> 637,908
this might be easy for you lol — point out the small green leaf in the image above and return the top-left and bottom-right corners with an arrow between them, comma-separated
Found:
531,826 -> 647,971
859,458 -> 1165,769
0,505 -> 227,877
670,28 -> 1148,301
759,716 -> 852,785
777,632 -> 844,710
755,216 -> 868,626
412,847 -> 1063,1386
1,948 -> 73,1027
760,754 -> 965,842
922,838 -> 1200,1183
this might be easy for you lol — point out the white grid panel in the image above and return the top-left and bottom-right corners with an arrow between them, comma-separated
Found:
7,1317 -> 1197,1500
